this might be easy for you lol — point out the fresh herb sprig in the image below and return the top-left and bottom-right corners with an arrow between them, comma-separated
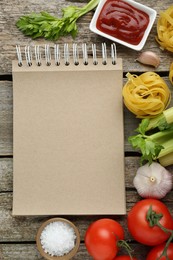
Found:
16,0 -> 99,40
128,107 -> 173,166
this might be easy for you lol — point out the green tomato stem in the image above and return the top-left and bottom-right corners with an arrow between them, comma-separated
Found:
146,206 -> 173,260
157,230 -> 173,259
117,240 -> 134,259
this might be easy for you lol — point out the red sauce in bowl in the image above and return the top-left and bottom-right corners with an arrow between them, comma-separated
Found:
96,0 -> 150,45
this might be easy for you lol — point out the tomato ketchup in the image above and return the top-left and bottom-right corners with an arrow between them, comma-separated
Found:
96,0 -> 149,45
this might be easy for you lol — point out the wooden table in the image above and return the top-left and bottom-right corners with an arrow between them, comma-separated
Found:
0,0 -> 173,259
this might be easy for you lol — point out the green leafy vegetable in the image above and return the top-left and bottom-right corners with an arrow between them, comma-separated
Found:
16,0 -> 99,40
144,107 -> 173,131
128,107 -> 173,166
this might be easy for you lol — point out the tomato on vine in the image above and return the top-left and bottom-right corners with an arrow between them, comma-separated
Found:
127,199 -> 173,246
85,218 -> 125,260
146,243 -> 173,260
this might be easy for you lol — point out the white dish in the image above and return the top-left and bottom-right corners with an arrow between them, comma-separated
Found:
90,0 -> 157,51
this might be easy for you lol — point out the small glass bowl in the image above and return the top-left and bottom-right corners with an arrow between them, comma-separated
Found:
36,218 -> 80,260
90,0 -> 157,51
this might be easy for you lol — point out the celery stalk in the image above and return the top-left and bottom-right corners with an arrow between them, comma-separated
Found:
158,139 -> 173,158
16,0 -> 100,40
150,129 -> 173,144
146,107 -> 173,131
129,107 -> 173,165
159,152 -> 173,167
163,107 -> 173,124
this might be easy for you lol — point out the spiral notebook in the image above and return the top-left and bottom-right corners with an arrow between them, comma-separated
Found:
12,43 -> 126,216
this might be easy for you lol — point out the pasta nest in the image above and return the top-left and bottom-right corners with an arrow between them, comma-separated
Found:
156,6 -> 173,52
122,72 -> 171,118
169,62 -> 173,85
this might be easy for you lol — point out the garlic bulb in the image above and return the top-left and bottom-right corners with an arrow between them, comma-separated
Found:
133,162 -> 172,199
136,51 -> 160,68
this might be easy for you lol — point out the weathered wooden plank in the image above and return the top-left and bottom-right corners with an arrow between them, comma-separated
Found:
0,158 -> 13,192
1,157 -> 173,192
0,191 -> 173,243
0,157 -> 140,192
0,78 -> 173,155
0,81 -> 13,156
1,1 -> 173,259
0,243 -> 150,260
0,243 -> 44,260
0,0 -> 173,74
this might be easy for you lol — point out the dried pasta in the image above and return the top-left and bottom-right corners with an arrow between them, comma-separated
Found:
122,72 -> 171,118
169,62 -> 173,85
156,6 -> 173,52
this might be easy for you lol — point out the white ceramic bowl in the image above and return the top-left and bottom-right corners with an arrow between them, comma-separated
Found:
90,0 -> 157,51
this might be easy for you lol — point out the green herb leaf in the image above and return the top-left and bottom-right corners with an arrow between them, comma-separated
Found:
157,118 -> 172,131
136,118 -> 150,135
16,0 -> 99,40
128,134 -> 164,165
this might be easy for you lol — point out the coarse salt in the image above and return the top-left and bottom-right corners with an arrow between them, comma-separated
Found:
40,221 -> 76,256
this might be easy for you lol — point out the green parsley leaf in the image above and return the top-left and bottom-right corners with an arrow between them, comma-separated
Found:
136,118 -> 150,135
16,0 -> 99,40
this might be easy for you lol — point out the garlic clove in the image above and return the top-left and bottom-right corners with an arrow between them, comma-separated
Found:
133,162 -> 172,199
136,51 -> 160,68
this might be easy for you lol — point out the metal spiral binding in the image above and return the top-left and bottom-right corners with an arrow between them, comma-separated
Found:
102,43 -> 107,65
111,43 -> 117,65
92,44 -> 98,65
16,45 -> 22,67
64,43 -> 70,66
73,43 -> 79,65
25,46 -> 32,66
45,44 -> 51,66
16,43 -> 117,67
82,43 -> 88,65
54,44 -> 60,66
35,45 -> 41,66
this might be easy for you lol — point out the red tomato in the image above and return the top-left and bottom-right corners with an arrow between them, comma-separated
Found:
127,199 -> 173,246
114,256 -> 137,260
146,243 -> 173,260
85,218 -> 124,260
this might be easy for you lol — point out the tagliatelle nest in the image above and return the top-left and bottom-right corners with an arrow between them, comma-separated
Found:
156,6 -> 173,52
122,72 -> 171,118
169,62 -> 173,85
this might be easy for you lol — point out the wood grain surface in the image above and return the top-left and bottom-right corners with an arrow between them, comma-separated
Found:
0,0 -> 173,259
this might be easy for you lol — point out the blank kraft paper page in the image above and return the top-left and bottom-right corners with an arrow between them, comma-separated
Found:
12,56 -> 126,216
